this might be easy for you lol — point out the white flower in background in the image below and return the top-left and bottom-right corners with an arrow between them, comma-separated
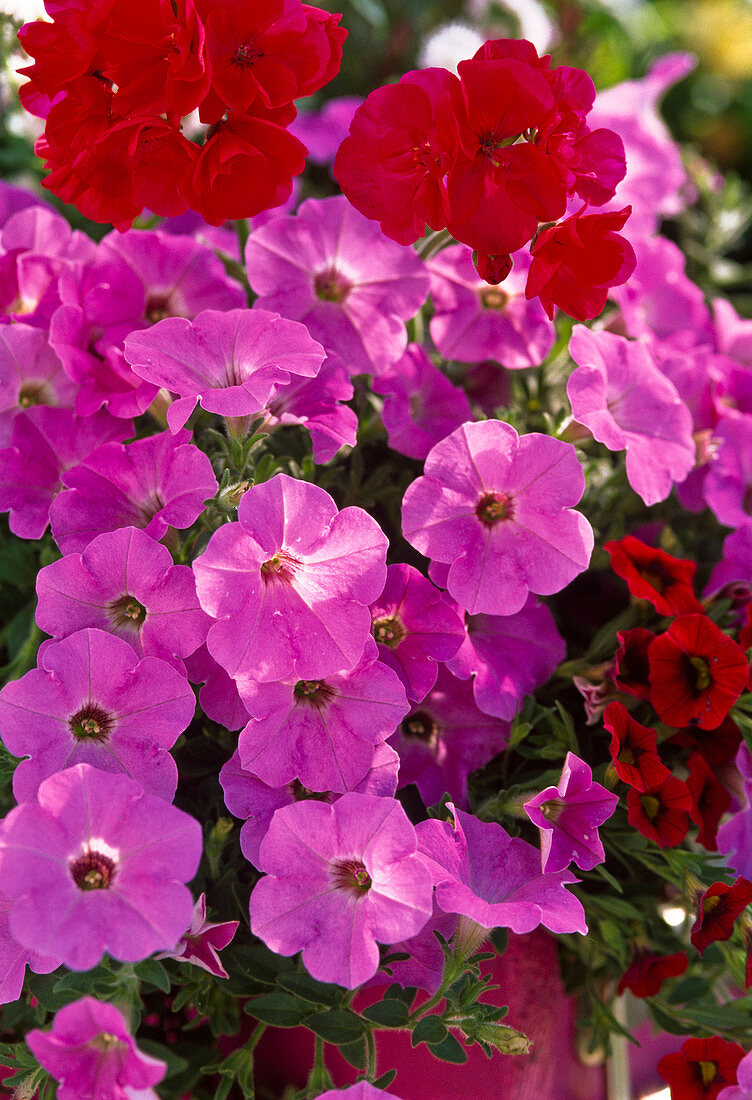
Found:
419,22 -> 484,73
0,0 -> 47,20
466,0 -> 556,52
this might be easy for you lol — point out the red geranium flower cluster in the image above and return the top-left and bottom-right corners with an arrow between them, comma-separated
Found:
18,0 -> 346,229
334,37 -> 634,319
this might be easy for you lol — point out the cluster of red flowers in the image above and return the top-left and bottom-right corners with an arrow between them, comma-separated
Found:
598,536 -> 752,1002
658,1037 -> 745,1100
334,37 -> 635,319
18,0 -> 345,229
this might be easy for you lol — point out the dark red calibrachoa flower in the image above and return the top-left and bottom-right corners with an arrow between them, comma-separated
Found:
648,615 -> 749,731
617,950 -> 687,998
525,205 -> 636,321
669,715 -> 743,770
626,773 -> 693,847
658,1037 -> 745,1100
605,535 -> 704,617
603,701 -> 671,792
614,627 -> 655,699
686,752 -> 732,851
690,877 -> 752,955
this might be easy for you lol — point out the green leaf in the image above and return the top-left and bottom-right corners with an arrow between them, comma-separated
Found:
411,1015 -> 447,1047
135,958 -> 171,993
383,983 -> 417,1008
277,972 -> 343,1005
302,1008 -> 366,1045
246,992 -> 310,1028
667,977 -> 711,1005
362,998 -> 410,1027
338,1036 -> 367,1069
373,1069 -> 398,1090
428,1032 -> 468,1064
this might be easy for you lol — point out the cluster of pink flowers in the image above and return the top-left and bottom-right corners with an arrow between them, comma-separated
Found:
4,9 -> 752,1098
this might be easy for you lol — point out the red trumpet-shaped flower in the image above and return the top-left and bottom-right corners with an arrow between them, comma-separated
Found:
658,1037 -> 744,1100
626,773 -> 693,847
690,877 -> 752,955
605,535 -> 704,617
648,614 -> 749,731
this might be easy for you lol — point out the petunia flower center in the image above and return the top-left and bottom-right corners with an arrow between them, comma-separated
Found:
698,1060 -> 717,1086
261,549 -> 301,585
90,1032 -> 126,1052
330,858 -> 372,894
401,710 -> 440,747
313,266 -> 352,303
145,293 -> 172,322
480,286 -> 509,310
372,616 -> 407,648
108,593 -> 147,632
69,703 -> 113,743
640,794 -> 661,821
687,655 -> 711,692
293,679 -> 337,709
475,490 -> 513,527
69,848 -> 117,891
540,799 -> 564,824
289,779 -> 332,803
18,381 -> 50,408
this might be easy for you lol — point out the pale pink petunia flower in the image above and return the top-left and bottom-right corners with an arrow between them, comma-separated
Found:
155,893 -> 238,979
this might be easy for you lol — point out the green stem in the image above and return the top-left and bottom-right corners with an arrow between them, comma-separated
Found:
247,1021 -> 267,1055
236,218 -> 250,256
365,1026 -> 377,1081
417,227 -> 453,260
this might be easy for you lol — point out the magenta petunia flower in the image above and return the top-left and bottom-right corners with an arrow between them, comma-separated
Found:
369,563 -> 465,702
245,195 -> 429,376
718,744 -> 752,879
36,526 -> 209,666
0,764 -> 202,970
446,596 -> 566,720
184,645 -> 251,732
50,428 -> 218,554
236,656 -> 408,792
0,628 -> 195,802
317,1085 -> 403,1100
0,322 -> 77,445
416,805 -> 587,939
27,996 -> 166,1100
704,415 -> 752,528
523,752 -> 619,873
372,343 -> 473,461
567,326 -> 695,505
390,665 -> 509,809
264,353 -> 358,464
0,406 -> 131,540
402,420 -> 593,616
155,893 -> 238,979
99,227 -> 246,320
0,894 -> 59,1007
220,742 -> 400,866
194,473 -> 388,683
427,244 -> 555,368
49,250 -> 155,419
249,792 -> 433,988
124,308 -> 326,433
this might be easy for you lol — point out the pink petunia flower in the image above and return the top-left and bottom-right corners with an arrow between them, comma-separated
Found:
263,353 -> 358,464
124,308 -> 326,433
27,996 -> 166,1100
524,752 -> 619,873
0,764 -> 202,970
427,244 -> 554,368
236,656 -> 409,792
0,322 -> 77,445
0,628 -> 195,802
245,195 -> 429,376
155,893 -> 238,979
372,343 -> 473,461
402,420 -> 593,616
390,665 -> 509,809
220,742 -> 400,866
567,325 -> 695,505
446,596 -> 566,720
249,792 -> 433,988
35,525 -> 209,666
50,428 -> 218,554
416,804 -> 587,950
369,563 -> 465,702
194,473 -> 387,683
0,406 -> 131,540
0,894 -> 59,1008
